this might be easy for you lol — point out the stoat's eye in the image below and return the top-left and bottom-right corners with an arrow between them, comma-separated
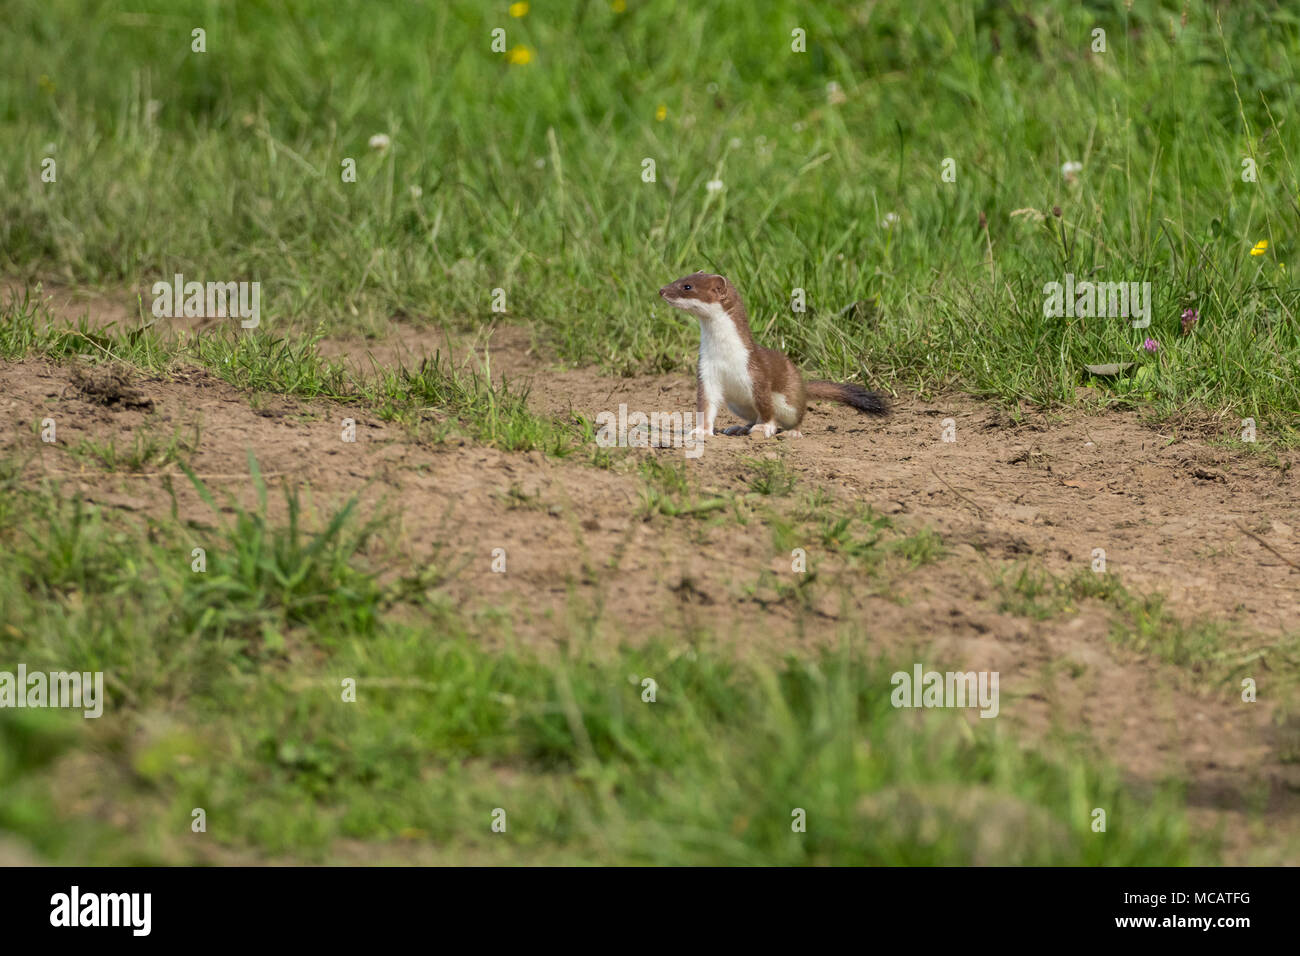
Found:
683,284 -> 692,291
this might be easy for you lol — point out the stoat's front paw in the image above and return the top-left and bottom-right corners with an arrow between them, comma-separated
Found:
754,422 -> 779,438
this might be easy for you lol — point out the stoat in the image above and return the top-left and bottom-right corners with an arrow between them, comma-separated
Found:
659,271 -> 888,438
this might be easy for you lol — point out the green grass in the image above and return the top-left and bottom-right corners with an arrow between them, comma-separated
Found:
66,420 -> 199,473
1,288 -> 576,455
992,561 -> 1300,705
635,456 -> 731,518
745,455 -> 799,496
768,498 -> 943,572
3,0 -> 1299,435
0,460 -> 1207,864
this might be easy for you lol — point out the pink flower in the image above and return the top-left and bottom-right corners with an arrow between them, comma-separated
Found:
1180,308 -> 1199,333
1142,338 -> 1160,353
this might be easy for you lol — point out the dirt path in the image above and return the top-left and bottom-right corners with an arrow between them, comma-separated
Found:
3,301 -> 1299,862
331,322 -> 1300,864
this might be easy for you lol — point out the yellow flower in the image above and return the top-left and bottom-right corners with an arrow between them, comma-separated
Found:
655,104 -> 667,121
612,0 -> 627,11
38,74 -> 55,93
1251,239 -> 1269,256
506,45 -> 533,65
509,1 -> 529,16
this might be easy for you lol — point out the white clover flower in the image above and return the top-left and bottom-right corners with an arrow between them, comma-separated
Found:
1061,160 -> 1083,180
880,212 -> 900,229
706,179 -> 724,194
368,133 -> 391,151
409,185 -> 423,199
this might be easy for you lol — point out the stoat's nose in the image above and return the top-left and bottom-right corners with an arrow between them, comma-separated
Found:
658,286 -> 670,298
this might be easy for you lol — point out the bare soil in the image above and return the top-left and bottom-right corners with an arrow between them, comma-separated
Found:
4,301 -> 1298,863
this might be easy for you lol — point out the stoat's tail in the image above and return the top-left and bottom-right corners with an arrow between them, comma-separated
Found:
807,381 -> 890,415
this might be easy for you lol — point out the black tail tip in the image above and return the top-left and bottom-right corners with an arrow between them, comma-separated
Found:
843,384 -> 890,415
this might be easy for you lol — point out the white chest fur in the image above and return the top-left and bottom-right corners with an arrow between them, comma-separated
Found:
695,303 -> 755,415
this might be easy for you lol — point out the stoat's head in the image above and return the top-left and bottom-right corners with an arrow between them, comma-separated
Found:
659,271 -> 734,319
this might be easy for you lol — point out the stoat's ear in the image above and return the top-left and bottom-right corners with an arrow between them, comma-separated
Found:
714,275 -> 731,302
